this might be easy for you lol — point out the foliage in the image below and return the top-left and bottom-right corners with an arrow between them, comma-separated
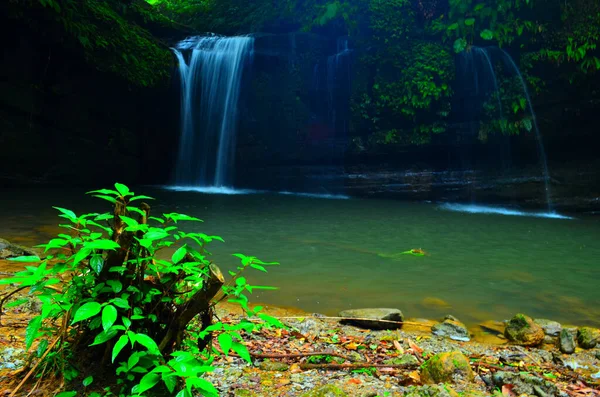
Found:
7,0 -> 173,87
2,183 -> 281,396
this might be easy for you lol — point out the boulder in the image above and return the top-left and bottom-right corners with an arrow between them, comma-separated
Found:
421,351 -> 474,384
0,238 -> 38,259
577,327 -> 600,349
504,314 -> 545,346
432,315 -> 470,342
559,329 -> 576,354
534,319 -> 562,337
339,308 -> 403,330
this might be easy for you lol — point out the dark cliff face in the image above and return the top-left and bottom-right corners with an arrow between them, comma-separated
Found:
0,2 -> 180,187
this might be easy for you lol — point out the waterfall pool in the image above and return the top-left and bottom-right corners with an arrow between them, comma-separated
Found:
1,186 -> 598,327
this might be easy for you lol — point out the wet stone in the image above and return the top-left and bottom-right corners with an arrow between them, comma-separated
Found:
577,327 -> 600,349
559,329 -> 576,354
504,314 -> 545,346
339,308 -> 403,330
432,316 -> 470,342
534,319 -> 562,337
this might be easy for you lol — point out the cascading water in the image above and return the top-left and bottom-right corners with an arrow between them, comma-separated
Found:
171,36 -> 254,188
455,46 -> 553,211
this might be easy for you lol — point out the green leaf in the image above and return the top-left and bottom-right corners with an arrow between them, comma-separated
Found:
162,373 -> 177,393
453,38 -> 467,53
258,313 -> 285,328
111,298 -> 130,310
53,206 -> 77,221
25,315 -> 42,350
480,29 -> 494,40
73,247 -> 92,265
8,256 -> 41,263
86,240 -> 120,250
72,302 -> 102,324
90,327 -> 120,346
464,18 -> 475,26
92,195 -> 117,204
106,280 -> 123,293
231,342 -> 251,363
130,195 -> 155,202
90,255 -> 104,274
447,22 -> 459,31
114,183 -> 131,197
102,305 -> 118,331
144,230 -> 170,241
87,188 -> 119,196
83,376 -> 94,387
138,372 -> 160,394
112,334 -> 129,363
55,392 -> 77,397
218,333 -> 233,355
5,298 -> 29,309
119,216 -> 139,228
188,378 -> 218,397
135,333 -> 160,355
172,245 -> 187,264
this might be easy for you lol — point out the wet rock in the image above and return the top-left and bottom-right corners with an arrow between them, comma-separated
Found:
294,318 -> 321,336
504,314 -> 544,346
534,319 -> 562,337
559,329 -> 576,354
432,316 -> 470,342
383,354 -> 419,366
577,327 -> 600,349
405,384 -> 459,397
0,347 -> 26,370
595,350 -> 600,360
0,238 -> 38,259
300,384 -> 348,397
492,371 -> 565,397
339,308 -> 403,330
421,351 -> 474,384
259,360 -> 289,371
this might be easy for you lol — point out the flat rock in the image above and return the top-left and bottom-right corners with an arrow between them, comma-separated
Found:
432,316 -> 470,342
534,319 -> 562,337
0,238 -> 38,259
339,308 -> 403,330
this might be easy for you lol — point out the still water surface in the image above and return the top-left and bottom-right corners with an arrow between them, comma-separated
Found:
1,187 -> 599,327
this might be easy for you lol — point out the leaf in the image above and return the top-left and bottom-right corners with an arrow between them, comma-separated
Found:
138,373 -> 160,394
188,378 -> 219,397
87,240 -> 121,251
53,207 -> 77,222
83,376 -> 94,387
114,183 -> 131,197
72,302 -> 102,324
73,247 -> 92,265
453,38 -> 467,53
447,22 -> 458,31
258,313 -> 285,328
119,216 -> 139,228
25,315 -> 43,350
130,195 -> 155,202
172,245 -> 187,264
162,373 -> 177,393
90,327 -> 120,346
90,255 -> 104,274
107,280 -> 123,293
480,29 -> 494,40
112,335 -> 129,363
93,195 -> 117,204
135,333 -> 161,355
464,18 -> 475,26
5,298 -> 29,309
111,298 -> 130,310
218,333 -> 233,355
231,342 -> 251,363
87,188 -> 119,196
102,305 -> 118,331
8,256 -> 41,263
55,392 -> 77,397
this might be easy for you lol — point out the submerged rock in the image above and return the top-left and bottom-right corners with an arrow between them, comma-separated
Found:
421,351 -> 474,384
559,329 -> 576,354
577,327 -> 600,349
0,238 -> 38,259
534,319 -> 562,337
339,308 -> 403,330
504,314 -> 544,346
432,316 -> 470,342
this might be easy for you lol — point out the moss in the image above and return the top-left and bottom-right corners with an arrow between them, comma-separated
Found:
300,384 -> 348,397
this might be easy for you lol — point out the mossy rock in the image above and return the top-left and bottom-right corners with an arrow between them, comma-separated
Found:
504,314 -> 544,346
577,327 -> 600,349
259,360 -> 290,371
404,384 -> 460,397
300,384 -> 348,397
421,351 -> 474,384
384,354 -> 419,366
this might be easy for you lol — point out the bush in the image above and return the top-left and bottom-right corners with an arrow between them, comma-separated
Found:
2,183 -> 282,397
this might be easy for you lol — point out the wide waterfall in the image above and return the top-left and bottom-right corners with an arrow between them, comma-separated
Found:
172,36 -> 254,188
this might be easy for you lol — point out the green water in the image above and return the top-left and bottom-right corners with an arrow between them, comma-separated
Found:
1,187 -> 599,326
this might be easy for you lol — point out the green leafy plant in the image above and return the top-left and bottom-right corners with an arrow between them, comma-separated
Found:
2,183 -> 281,397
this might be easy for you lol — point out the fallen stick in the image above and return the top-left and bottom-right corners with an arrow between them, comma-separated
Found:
268,316 -> 433,328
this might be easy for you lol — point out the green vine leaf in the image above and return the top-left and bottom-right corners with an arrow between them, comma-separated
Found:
72,302 -> 102,324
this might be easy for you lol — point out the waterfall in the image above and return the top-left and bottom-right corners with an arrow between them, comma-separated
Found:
171,36 -> 254,188
498,49 -> 552,210
326,37 -> 352,136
